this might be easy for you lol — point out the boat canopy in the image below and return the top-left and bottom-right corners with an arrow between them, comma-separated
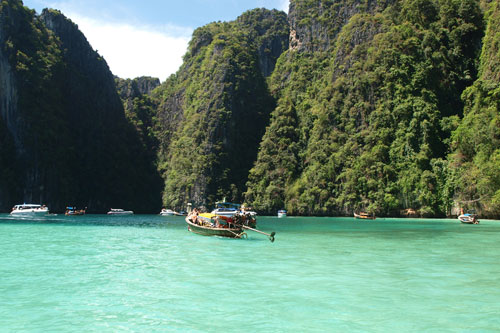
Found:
215,201 -> 241,208
15,204 -> 42,208
199,213 -> 217,219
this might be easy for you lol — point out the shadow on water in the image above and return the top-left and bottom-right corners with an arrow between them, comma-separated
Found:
0,214 -> 187,229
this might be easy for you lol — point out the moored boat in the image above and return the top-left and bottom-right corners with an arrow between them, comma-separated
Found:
211,201 -> 257,217
458,213 -> 479,224
458,208 -> 479,224
10,204 -> 49,216
160,208 -> 179,216
107,208 -> 133,215
65,207 -> 86,215
277,209 -> 287,218
210,201 -> 257,227
354,212 -> 376,220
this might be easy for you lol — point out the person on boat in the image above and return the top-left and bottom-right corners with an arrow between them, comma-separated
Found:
190,208 -> 199,224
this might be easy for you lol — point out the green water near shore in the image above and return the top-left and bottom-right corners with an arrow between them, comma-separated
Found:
1,214 -> 499,332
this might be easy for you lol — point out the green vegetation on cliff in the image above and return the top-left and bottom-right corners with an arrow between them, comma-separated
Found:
3,0 -> 500,217
155,8 -> 289,210
246,0 -> 485,216
448,0 -> 500,217
0,1 -> 162,212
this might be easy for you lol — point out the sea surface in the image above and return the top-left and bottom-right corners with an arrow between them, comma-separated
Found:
1,214 -> 499,332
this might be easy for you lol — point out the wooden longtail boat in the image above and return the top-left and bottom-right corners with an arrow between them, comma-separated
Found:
185,214 -> 246,239
354,212 -> 376,220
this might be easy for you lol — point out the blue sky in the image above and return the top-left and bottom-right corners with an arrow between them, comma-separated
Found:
22,0 -> 289,80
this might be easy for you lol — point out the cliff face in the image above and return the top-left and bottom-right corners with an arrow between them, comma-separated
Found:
0,2 -> 162,212
236,8 -> 290,76
0,0 -> 70,209
116,76 -> 162,175
0,7 -> 19,210
246,0 -> 485,216
448,0 -> 500,217
156,8 -> 289,210
2,0 -> 496,217
116,76 -> 160,108
288,0 -> 394,52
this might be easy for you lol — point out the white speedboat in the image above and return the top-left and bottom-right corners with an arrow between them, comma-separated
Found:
107,208 -> 133,215
211,207 -> 239,217
211,201 -> 257,217
160,208 -> 177,216
10,204 -> 49,216
277,210 -> 287,218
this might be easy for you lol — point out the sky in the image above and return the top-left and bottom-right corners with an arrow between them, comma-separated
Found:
22,0 -> 290,81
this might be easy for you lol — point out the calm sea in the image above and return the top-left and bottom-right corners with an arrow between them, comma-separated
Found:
1,214 -> 499,332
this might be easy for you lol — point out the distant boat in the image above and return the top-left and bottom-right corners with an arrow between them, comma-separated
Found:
211,201 -> 257,217
160,208 -> 179,216
277,210 -> 287,218
65,206 -> 86,216
107,208 -> 133,215
10,204 -> 49,216
458,213 -> 479,224
354,212 -> 376,220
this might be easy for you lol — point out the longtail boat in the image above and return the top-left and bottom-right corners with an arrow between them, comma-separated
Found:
186,212 -> 275,242
354,212 -> 376,220
186,213 -> 246,238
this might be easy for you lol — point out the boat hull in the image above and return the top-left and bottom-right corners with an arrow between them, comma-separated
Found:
66,211 -> 85,216
107,209 -> 133,215
11,210 -> 48,216
354,213 -> 376,220
186,217 -> 245,238
277,210 -> 287,218
458,214 -> 479,224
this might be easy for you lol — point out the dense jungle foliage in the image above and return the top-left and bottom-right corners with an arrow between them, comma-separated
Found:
448,0 -> 500,217
246,0 -> 488,216
153,8 -> 289,210
2,0 -> 500,217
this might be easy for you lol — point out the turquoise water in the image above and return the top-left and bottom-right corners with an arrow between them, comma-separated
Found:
1,214 -> 499,332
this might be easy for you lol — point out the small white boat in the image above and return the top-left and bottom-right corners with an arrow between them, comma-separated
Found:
211,207 -> 239,217
277,210 -> 287,218
160,208 -> 178,216
211,201 -> 257,217
10,204 -> 49,216
107,208 -> 133,215
458,213 -> 479,224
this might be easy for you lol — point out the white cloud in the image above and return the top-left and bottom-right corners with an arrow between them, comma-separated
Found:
63,14 -> 192,81
279,0 -> 289,13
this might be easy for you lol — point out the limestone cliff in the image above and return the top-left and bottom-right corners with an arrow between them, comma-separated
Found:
0,2 -> 161,212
